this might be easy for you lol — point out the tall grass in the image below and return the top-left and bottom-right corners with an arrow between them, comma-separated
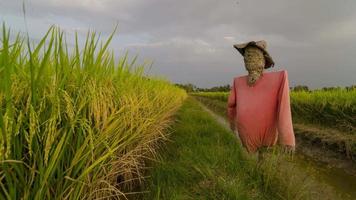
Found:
0,24 -> 186,199
142,98 -> 274,199
143,97 -> 317,199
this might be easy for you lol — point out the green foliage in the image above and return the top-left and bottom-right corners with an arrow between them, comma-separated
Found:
192,88 -> 356,133
345,85 -> 356,91
175,83 -> 231,93
291,89 -> 356,133
292,85 -> 309,92
142,98 -> 314,200
196,84 -> 231,92
191,92 -> 229,101
175,83 -> 197,93
0,24 -> 186,199
142,98 -> 268,200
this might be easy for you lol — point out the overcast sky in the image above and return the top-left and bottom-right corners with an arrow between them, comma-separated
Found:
1,0 -> 355,88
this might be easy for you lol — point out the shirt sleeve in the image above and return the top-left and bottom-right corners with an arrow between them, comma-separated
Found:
227,78 -> 237,123
277,70 -> 296,147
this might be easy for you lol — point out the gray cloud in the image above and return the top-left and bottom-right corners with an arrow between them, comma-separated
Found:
1,0 -> 356,88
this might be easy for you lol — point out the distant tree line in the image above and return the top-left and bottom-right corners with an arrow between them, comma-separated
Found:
176,83 -> 356,93
175,83 -> 197,93
175,83 -> 231,93
290,85 -> 309,92
290,85 -> 356,92
196,84 -> 231,92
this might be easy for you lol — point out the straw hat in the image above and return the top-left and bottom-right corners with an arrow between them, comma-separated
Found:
233,40 -> 275,69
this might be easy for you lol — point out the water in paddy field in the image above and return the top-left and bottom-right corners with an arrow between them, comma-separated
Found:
293,152 -> 356,200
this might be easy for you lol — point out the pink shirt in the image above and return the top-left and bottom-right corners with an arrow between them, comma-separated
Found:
227,70 -> 295,153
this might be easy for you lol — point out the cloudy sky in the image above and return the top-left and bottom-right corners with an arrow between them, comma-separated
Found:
1,0 -> 355,88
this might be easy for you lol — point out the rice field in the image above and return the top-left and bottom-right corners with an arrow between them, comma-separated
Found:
291,90 -> 356,133
192,89 -> 356,133
1,21 -> 355,199
191,89 -> 356,159
0,25 -> 186,199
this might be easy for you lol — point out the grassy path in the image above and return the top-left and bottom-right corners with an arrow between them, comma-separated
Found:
137,96 -> 355,200
140,98 -> 273,200
192,95 -> 356,200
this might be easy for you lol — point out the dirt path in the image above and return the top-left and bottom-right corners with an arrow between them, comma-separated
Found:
198,101 -> 229,129
196,100 -> 356,200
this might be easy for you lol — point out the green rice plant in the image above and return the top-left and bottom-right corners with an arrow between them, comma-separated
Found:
290,89 -> 356,133
192,89 -> 356,133
191,91 -> 228,102
0,23 -> 186,199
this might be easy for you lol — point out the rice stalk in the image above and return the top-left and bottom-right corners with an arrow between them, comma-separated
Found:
0,23 -> 187,199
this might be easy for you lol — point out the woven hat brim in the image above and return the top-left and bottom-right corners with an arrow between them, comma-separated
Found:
233,42 -> 275,69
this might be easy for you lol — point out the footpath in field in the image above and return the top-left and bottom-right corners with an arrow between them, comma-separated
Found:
141,98 -> 275,200
139,98 -> 344,200
192,95 -> 356,200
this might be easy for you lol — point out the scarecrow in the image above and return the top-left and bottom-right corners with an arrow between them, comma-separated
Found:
227,40 -> 295,160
